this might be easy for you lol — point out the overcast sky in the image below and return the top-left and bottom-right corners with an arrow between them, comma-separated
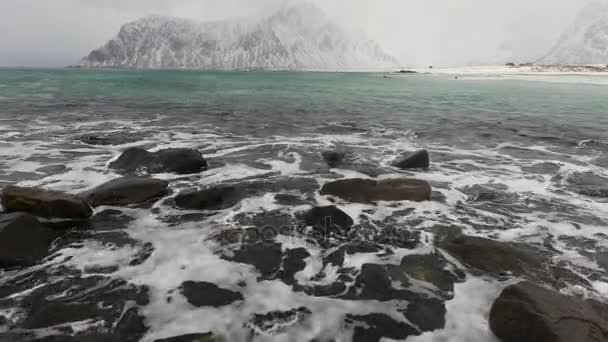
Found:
0,0 -> 595,67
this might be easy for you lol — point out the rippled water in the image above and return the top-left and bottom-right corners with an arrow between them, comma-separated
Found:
1,69 -> 608,342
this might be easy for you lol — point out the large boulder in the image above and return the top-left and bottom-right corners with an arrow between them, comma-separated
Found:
393,150 -> 430,169
320,178 -> 431,203
174,185 -> 244,210
1,186 -> 93,219
302,206 -> 354,235
438,232 -> 548,280
109,148 -> 207,175
0,213 -> 58,268
489,282 -> 608,342
179,281 -> 243,308
80,177 -> 169,207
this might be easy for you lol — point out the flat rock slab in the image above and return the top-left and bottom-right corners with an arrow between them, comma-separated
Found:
77,131 -> 151,146
179,281 -> 243,307
490,281 -> 608,342
0,213 -> 58,268
1,185 -> 93,219
321,178 -> 431,203
110,147 -> 207,175
80,176 -> 169,207
438,232 -> 551,282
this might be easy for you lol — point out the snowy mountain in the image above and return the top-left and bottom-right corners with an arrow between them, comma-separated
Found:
79,3 -> 399,70
539,1 -> 608,65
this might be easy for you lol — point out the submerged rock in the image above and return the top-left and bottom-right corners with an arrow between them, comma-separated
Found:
248,307 -> 311,335
489,281 -> 608,342
179,281 -> 243,307
110,147 -> 207,175
77,131 -> 150,146
393,150 -> 430,169
346,313 -> 419,342
321,150 -> 346,167
1,185 -> 93,219
80,176 -> 169,207
174,178 -> 318,211
0,213 -> 58,268
566,171 -> 608,198
321,178 -> 431,203
399,252 -> 462,295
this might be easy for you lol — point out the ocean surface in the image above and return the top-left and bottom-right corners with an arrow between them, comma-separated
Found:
1,68 -> 608,341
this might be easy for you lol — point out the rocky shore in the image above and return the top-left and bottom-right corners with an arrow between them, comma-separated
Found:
1,142 -> 607,342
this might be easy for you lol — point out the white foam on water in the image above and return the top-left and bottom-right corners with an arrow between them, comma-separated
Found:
408,277 -> 506,342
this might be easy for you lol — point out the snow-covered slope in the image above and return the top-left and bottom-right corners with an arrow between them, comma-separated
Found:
79,3 -> 399,70
540,1 -> 608,65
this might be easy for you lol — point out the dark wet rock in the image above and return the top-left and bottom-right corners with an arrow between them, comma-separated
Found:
249,307 -> 311,335
346,313 -> 419,342
302,206 -> 354,235
521,162 -> 561,174
160,212 -> 215,226
0,213 -> 58,268
174,185 -> 243,210
36,164 -> 68,175
115,307 -> 148,342
24,302 -> 105,329
566,171 -> 608,198
87,209 -> 135,231
80,177 -> 169,207
0,271 -> 150,336
77,131 -> 150,146
321,178 -> 431,203
438,232 -> 549,280
110,147 -> 207,175
129,242 -> 154,266
393,150 -> 430,169
403,296 -> 447,332
324,242 -> 383,267
174,179 -> 318,211
280,248 -> 311,283
180,281 -> 243,307
489,281 -> 608,342
1,185 -> 93,219
399,252 -> 462,294
227,242 -> 284,277
321,150 -> 346,167
153,333 -> 216,342
344,264 -> 412,301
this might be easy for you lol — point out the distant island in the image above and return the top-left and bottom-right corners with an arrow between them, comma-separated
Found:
79,3 -> 399,71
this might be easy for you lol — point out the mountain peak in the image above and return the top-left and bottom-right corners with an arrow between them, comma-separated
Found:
79,4 -> 398,70
539,1 -> 608,64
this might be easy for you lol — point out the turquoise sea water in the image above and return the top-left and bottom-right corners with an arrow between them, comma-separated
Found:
1,69 -> 608,342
